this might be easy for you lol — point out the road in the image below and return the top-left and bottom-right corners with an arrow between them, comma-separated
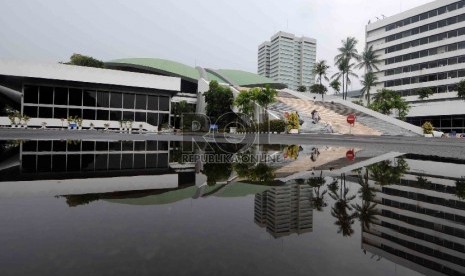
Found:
0,129 -> 463,159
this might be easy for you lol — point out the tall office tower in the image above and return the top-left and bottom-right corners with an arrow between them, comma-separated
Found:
361,155 -> 465,275
254,184 -> 313,238
258,31 -> 317,91
365,0 -> 465,134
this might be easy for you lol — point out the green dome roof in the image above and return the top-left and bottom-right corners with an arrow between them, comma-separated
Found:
106,58 -> 200,82
214,69 -> 286,89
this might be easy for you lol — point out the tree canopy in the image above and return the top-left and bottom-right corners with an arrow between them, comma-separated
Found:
458,79 -> 465,100
370,89 -> 410,120
204,80 -> 234,125
297,85 -> 307,92
416,87 -> 434,100
63,53 -> 104,68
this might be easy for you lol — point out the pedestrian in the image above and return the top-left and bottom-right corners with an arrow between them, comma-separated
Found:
314,111 -> 320,123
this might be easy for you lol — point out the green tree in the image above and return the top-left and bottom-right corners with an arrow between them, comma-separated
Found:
63,53 -> 104,68
297,85 -> 307,92
330,79 -> 341,95
416,87 -> 434,100
310,84 -> 328,101
332,58 -> 358,101
204,80 -> 234,125
370,89 -> 409,120
172,100 -> 193,128
234,89 -> 257,119
360,71 -> 378,106
357,45 -> 381,72
255,85 -> 277,123
330,175 -> 357,237
335,37 -> 360,100
313,60 -> 330,87
457,79 -> 465,100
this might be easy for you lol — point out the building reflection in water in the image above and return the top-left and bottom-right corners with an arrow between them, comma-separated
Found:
361,155 -> 465,276
254,184 -> 313,238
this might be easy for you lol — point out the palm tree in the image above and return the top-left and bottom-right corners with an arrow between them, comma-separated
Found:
335,37 -> 360,100
255,85 -> 277,123
357,45 -> 381,72
313,60 -> 330,87
308,172 -> 328,211
352,170 -> 378,231
332,58 -> 358,101
329,174 -> 357,237
330,79 -> 341,95
360,71 -> 378,106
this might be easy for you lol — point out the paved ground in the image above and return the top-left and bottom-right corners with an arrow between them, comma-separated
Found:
0,129 -> 463,159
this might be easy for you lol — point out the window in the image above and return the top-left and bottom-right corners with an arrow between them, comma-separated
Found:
438,72 -> 447,80
448,43 -> 458,52
135,112 -> 146,122
411,64 -> 420,71
97,110 -> 109,121
68,108 -> 82,117
438,59 -> 447,67
448,30 -> 458,38
147,112 -> 159,126
429,35 -> 438,43
459,27 -> 465,36
83,109 -> 95,120
110,110 -> 121,121
54,87 -> 68,105
429,48 -> 438,55
429,60 -> 438,68
147,96 -> 158,111
135,94 -> 147,110
448,71 -> 458,78
38,107 -> 52,118
83,90 -> 96,107
122,111 -> 134,121
411,28 -> 420,35
24,106 -> 38,118
438,6 -> 446,15
447,16 -> 457,25
429,10 -> 438,18
39,86 -> 54,105
54,107 -> 67,119
448,57 -> 458,65
159,96 -> 169,111
428,22 -> 438,31
23,85 -> 39,104
411,15 -> 419,23
420,25 -> 429,33
411,39 -> 420,47
96,91 -> 110,108
459,56 -> 465,63
447,3 -> 457,12
69,88 -> 83,106
419,12 -> 428,20
420,50 -> 428,58
123,93 -> 135,109
110,93 -> 122,108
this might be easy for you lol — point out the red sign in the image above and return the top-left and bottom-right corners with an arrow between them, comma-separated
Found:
346,149 -> 355,161
347,114 -> 356,125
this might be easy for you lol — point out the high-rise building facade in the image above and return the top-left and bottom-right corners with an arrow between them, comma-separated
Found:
254,184 -> 313,238
365,0 -> 465,134
258,31 -> 317,90
362,155 -> 465,275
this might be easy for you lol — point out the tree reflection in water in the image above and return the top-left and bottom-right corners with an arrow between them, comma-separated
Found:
330,174 -> 357,237
307,171 -> 328,211
352,169 -> 378,231
367,157 -> 409,186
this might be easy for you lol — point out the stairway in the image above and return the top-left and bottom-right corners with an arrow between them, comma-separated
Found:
276,97 -> 382,136
316,102 -> 419,136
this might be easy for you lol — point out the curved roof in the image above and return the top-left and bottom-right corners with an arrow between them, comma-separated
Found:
214,69 -> 286,89
105,57 -> 286,89
106,58 -> 200,82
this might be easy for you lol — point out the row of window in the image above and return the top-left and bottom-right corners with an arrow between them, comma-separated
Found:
386,27 -> 465,54
396,84 -> 459,97
382,209 -> 465,239
23,85 -> 170,111
383,187 -> 465,211
379,244 -> 459,275
382,221 -> 465,254
385,1 -> 464,32
386,41 -> 465,65
385,54 -> 465,76
21,153 -> 168,173
407,115 -> 465,133
23,106 -> 169,126
22,140 -> 169,153
380,232 -> 465,267
385,68 -> 465,87
399,178 -> 461,195
382,198 -> 465,224
385,12 -> 465,43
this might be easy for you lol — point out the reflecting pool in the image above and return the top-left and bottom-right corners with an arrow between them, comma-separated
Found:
0,140 -> 464,275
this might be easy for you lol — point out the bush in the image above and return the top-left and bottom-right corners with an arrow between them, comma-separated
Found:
422,121 -> 433,134
269,120 -> 286,133
287,112 -> 300,131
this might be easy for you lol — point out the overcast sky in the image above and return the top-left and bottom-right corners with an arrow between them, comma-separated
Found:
1,0 -> 433,89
